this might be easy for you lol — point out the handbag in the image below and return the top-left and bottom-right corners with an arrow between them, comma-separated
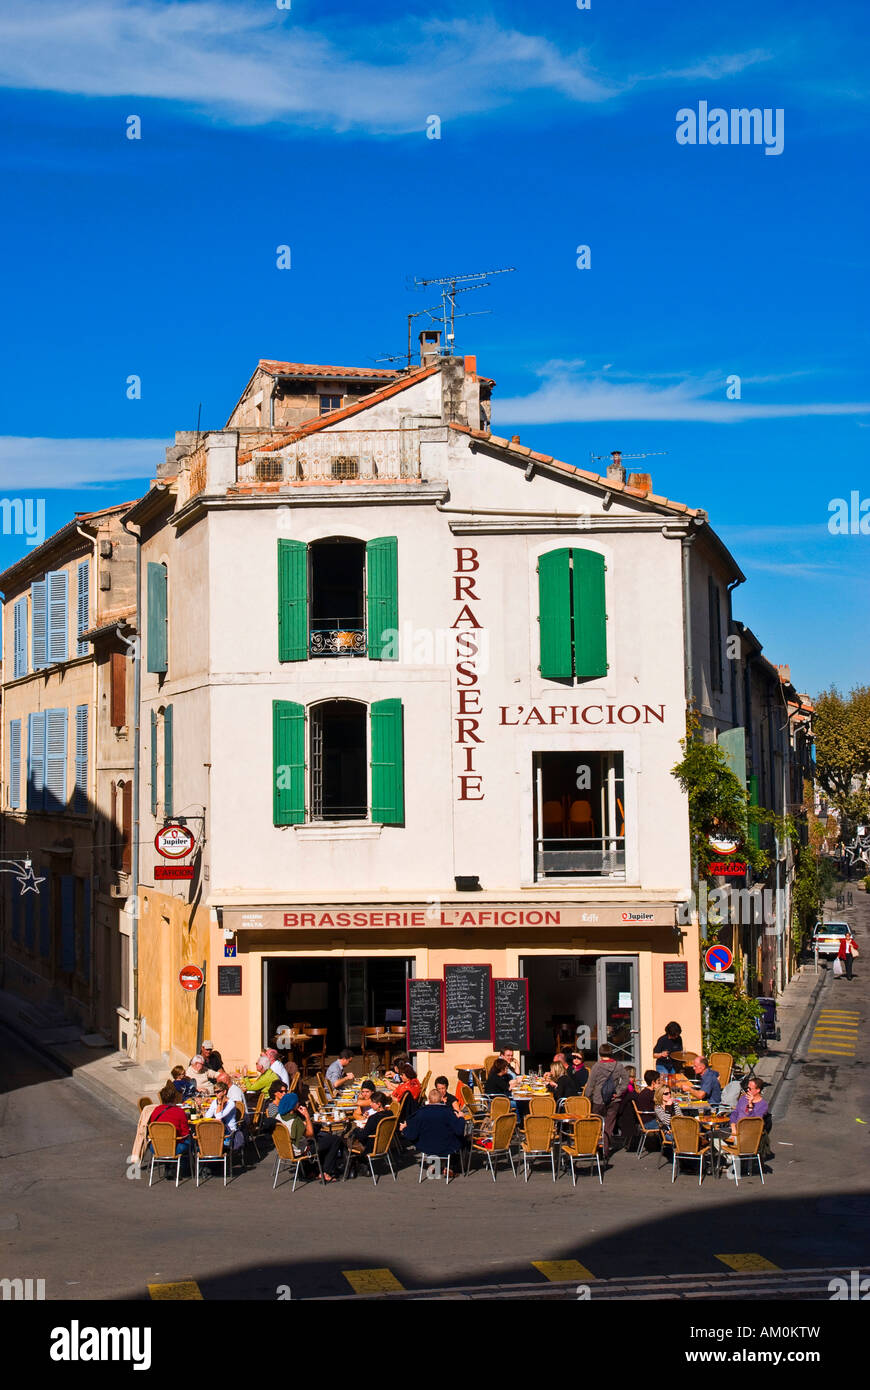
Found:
851,940 -> 859,956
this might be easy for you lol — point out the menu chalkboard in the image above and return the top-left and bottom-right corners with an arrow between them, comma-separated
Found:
492,977 -> 529,1052
407,979 -> 444,1052
663,961 -> 689,993
444,963 -> 492,1042
218,965 -> 242,996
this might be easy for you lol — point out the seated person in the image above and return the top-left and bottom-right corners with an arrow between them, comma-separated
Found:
263,1047 -> 290,1088
169,1064 -> 197,1102
729,1078 -> 769,1137
496,1049 -> 519,1079
401,1088 -> 467,1171
653,1083 -> 678,1133
545,1060 -> 579,1106
185,1056 -> 215,1096
653,1021 -> 683,1076
688,1055 -> 722,1106
388,1064 -> 422,1108
262,1079 -> 291,1133
433,1076 -> 461,1109
484,1057 -> 515,1099
326,1049 -> 355,1091
559,1049 -> 590,1090
200,1040 -> 224,1076
276,1091 -> 344,1181
205,1082 -> 243,1149
214,1069 -> 246,1106
634,1070 -> 660,1117
241,1055 -> 280,1094
353,1092 -> 394,1155
149,1082 -> 192,1157
352,1079 -> 378,1120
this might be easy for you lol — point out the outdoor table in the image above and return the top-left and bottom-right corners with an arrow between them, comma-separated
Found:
365,1033 -> 406,1069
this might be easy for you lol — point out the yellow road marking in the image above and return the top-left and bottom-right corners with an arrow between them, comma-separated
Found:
148,1281 -> 203,1300
813,1028 -> 859,1035
715,1254 -> 781,1273
532,1260 -> 596,1283
808,1047 -> 856,1055
342,1268 -> 405,1294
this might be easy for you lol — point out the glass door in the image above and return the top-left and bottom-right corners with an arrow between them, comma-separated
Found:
596,956 -> 639,1069
343,960 -> 367,1048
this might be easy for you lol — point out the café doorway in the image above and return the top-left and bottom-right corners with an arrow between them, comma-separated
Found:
519,954 -> 639,1069
262,955 -> 414,1055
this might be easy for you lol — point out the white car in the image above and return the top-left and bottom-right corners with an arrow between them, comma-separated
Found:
811,921 -> 854,959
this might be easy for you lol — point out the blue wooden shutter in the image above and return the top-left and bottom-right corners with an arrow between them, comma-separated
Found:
150,708 -> 158,815
277,541 -> 308,662
39,878 -> 51,958
366,537 -> 399,660
273,700 -> 306,825
164,705 -> 174,818
60,874 -> 75,973
147,562 -> 168,673
45,708 -> 68,811
24,890 -> 35,951
370,698 -> 405,825
47,570 -> 69,663
571,549 -> 608,679
27,711 -> 46,810
11,890 -> 21,944
31,579 -> 47,669
81,878 -> 91,979
13,597 -> 27,677
77,560 -> 90,655
74,705 -> 88,812
9,719 -> 21,809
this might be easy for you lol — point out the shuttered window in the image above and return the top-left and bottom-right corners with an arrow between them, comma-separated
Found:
538,547 -> 607,680
48,570 -> 69,663
60,874 -> 75,974
9,719 -> 21,809
13,597 -> 27,677
366,536 -> 399,660
31,579 -> 47,669
370,698 -> 405,825
147,562 -> 168,673
273,700 -> 306,824
77,560 -> 90,655
121,781 -> 133,874
39,877 -> 51,958
163,705 -> 174,818
45,708 -> 68,811
110,650 -> 127,727
74,705 -> 88,813
277,540 -> 308,662
27,711 -> 46,810
150,709 -> 158,815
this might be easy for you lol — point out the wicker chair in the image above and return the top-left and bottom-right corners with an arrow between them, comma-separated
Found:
669,1115 -> 709,1185
471,1113 -> 517,1181
147,1121 -> 184,1187
194,1119 -> 229,1187
487,1096 -> 512,1121
483,1054 -> 497,1077
348,1115 -> 399,1187
138,1096 -> 153,1112
304,1028 -> 328,1078
418,1070 -> 432,1098
719,1117 -> 765,1186
271,1122 -> 324,1192
529,1094 -> 556,1117
562,1095 -> 591,1119
631,1100 -> 664,1159
561,1116 -> 604,1186
709,1052 -> 733,1087
245,1091 -> 270,1158
520,1116 -> 557,1182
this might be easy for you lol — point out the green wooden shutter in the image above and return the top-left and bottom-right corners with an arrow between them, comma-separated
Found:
164,705 -> 174,818
538,548 -> 573,678
147,563 -> 168,673
273,700 -> 306,825
571,548 -> 607,679
370,698 -> 404,825
278,541 -> 308,662
366,537 -> 399,660
748,774 -> 760,849
150,708 -> 158,815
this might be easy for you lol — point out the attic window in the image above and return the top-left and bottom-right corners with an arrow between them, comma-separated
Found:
331,456 -> 359,480
255,458 -> 284,482
320,395 -> 342,415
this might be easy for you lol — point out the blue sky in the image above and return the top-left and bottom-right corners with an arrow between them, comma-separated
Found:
0,0 -> 867,695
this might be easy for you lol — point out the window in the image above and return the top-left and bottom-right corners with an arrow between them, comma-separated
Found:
538,548 -> 607,681
13,597 -> 27,677
708,576 -> 723,693
31,570 -> 69,669
113,780 -> 133,874
147,562 -> 168,673
8,719 -> 21,809
27,708 -> 68,811
110,650 -> 127,727
277,536 -> 398,662
533,751 -> 625,880
319,394 -> 342,415
272,697 -> 404,826
74,705 -> 88,813
150,705 -> 173,817
76,560 -> 90,656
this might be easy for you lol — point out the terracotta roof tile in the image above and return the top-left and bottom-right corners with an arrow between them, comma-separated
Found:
258,360 -> 400,380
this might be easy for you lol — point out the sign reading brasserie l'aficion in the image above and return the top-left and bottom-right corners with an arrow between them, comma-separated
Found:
225,905 -> 675,931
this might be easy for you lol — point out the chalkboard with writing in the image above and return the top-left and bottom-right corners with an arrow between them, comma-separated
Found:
444,963 -> 492,1042
217,965 -> 242,996
663,961 -> 689,993
407,979 -> 444,1052
492,977 -> 529,1052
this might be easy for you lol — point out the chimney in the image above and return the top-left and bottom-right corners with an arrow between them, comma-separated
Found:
606,449 -> 625,484
627,471 -> 652,496
419,329 -> 442,366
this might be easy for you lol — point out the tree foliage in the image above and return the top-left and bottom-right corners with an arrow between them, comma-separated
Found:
814,686 -> 870,832
671,710 -> 769,877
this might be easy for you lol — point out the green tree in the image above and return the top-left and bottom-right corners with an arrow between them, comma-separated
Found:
814,686 -> 870,834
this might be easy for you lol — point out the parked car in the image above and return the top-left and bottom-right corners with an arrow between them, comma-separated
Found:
811,921 -> 854,958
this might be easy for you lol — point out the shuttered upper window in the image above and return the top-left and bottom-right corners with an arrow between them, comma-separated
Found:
8,719 -> 21,809
74,705 -> 88,813
272,697 -> 405,826
27,709 -> 68,811
13,597 -> 27,678
277,536 -> 398,662
537,548 -> 607,681
76,560 -> 90,656
30,571 -> 69,669
147,562 -> 168,673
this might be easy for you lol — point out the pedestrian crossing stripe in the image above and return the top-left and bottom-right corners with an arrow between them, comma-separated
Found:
342,1268 -> 405,1294
148,1281 -> 203,1300
715,1254 -> 781,1273
808,1047 -> 856,1055
813,1028 -> 859,1034
532,1260 -> 596,1282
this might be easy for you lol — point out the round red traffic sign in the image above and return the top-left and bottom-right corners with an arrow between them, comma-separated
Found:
155,823 -> 195,859
704,945 -> 734,973
179,965 -> 204,992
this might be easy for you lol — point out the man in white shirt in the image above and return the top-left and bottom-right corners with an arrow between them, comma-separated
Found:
215,1070 -> 245,1106
265,1048 -> 290,1088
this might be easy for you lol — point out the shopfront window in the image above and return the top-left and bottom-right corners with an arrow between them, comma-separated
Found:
534,751 -> 625,880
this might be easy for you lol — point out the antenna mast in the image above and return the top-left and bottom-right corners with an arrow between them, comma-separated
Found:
413,267 -> 516,354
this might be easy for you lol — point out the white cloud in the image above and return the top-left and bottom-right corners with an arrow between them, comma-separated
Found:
497,367 -> 870,425
0,437 -> 167,489
0,2 -> 778,133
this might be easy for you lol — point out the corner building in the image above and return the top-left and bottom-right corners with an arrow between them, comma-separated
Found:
130,345 -> 727,1073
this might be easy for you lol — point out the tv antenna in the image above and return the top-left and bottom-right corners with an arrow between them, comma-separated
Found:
412,267 -> 516,354
590,449 -> 668,469
375,308 -> 442,370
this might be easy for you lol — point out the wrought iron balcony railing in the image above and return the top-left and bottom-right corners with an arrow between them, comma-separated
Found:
535,835 -> 626,879
240,429 -> 422,485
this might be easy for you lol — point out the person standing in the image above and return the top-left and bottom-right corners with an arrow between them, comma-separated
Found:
652,1021 -> 683,1076
583,1045 -> 629,1158
838,932 -> 859,980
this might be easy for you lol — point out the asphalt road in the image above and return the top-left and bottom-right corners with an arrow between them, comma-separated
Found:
0,962 -> 867,1302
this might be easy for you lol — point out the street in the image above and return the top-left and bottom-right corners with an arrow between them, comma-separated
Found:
1,952 -> 867,1302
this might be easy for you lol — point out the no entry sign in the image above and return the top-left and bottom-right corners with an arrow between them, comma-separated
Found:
704,944 -> 734,973
179,965 -> 204,992
156,824 -> 195,859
